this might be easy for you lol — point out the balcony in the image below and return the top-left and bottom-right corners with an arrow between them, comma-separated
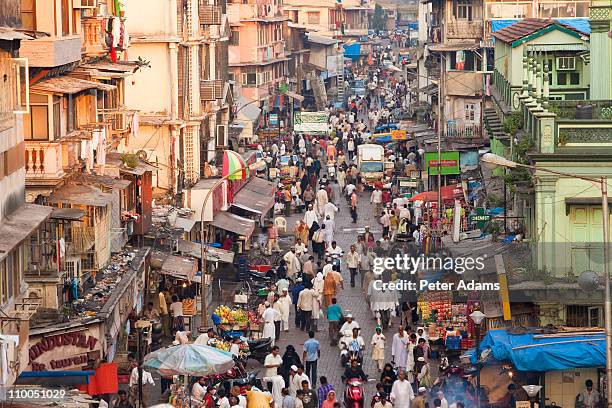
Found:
227,3 -> 283,21
19,35 -> 81,68
25,142 -> 64,183
201,79 -> 223,100
99,108 -> 131,138
445,71 -> 483,97
66,226 -> 96,254
446,20 -> 484,40
81,16 -> 107,57
200,4 -> 223,25
550,100 -> 612,120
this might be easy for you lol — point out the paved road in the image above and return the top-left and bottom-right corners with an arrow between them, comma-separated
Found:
270,187 -> 397,402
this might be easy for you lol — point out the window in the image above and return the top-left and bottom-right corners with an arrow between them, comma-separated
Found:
570,72 -> 580,85
21,0 -> 36,31
242,73 -> 257,85
557,56 -> 575,71
557,72 -> 567,85
24,93 -> 50,140
228,73 -> 235,82
456,0 -> 473,20
465,104 -> 475,121
307,11 -> 320,25
0,259 -> 7,305
230,30 -> 240,46
62,0 -> 70,36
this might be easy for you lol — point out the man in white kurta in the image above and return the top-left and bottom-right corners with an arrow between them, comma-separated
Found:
283,248 -> 301,278
304,205 -> 318,229
315,188 -> 328,217
390,370 -> 415,408
323,201 -> 339,220
263,374 -> 285,408
391,326 -> 410,370
262,302 -> 281,347
276,288 -> 292,331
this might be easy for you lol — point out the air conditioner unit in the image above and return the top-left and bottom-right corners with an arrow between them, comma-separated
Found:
74,0 -> 97,8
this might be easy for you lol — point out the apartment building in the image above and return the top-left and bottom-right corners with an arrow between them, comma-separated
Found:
283,0 -> 370,39
228,0 -> 289,107
125,0 -> 232,190
0,0 -> 54,387
418,0 -> 487,136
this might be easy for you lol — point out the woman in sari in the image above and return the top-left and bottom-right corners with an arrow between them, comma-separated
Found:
321,390 -> 338,408
322,271 -> 337,308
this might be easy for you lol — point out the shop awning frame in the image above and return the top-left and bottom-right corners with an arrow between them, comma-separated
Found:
231,177 -> 276,215
160,255 -> 198,281
177,239 -> 235,263
210,211 -> 255,238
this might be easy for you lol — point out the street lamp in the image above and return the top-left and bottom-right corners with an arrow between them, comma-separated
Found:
483,153 -> 611,407
470,310 -> 486,408
522,385 -> 542,408
199,159 -> 268,332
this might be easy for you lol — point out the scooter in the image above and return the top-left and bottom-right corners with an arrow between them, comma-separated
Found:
344,378 -> 365,408
339,330 -> 363,367
247,337 -> 273,364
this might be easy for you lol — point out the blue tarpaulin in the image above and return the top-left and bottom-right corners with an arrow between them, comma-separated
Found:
469,329 -> 606,371
343,43 -> 362,60
491,18 -> 590,35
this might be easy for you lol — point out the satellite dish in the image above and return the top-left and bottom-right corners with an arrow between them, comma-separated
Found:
136,150 -> 148,160
578,270 -> 601,293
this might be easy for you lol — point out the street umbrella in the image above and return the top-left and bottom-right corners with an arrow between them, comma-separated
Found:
222,150 -> 248,181
143,344 -> 234,377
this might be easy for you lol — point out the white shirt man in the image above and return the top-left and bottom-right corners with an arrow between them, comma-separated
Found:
304,207 -> 318,228
264,350 -> 283,378
323,202 -> 339,220
390,372 -> 414,408
340,317 -> 360,334
370,189 -> 383,205
327,244 -> 343,256
283,249 -> 301,278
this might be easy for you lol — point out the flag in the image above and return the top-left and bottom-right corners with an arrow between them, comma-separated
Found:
455,51 -> 465,70
222,150 -> 248,181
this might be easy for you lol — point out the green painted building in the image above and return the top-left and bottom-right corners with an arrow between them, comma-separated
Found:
488,9 -> 612,326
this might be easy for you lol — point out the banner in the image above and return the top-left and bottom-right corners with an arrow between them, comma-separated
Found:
294,111 -> 329,133
424,151 -> 460,175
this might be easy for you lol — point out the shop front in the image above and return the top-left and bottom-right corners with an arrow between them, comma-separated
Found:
209,211 -> 255,253
229,176 -> 277,225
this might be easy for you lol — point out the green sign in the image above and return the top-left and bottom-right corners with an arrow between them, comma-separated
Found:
469,207 -> 491,229
279,83 -> 288,93
424,151 -> 460,175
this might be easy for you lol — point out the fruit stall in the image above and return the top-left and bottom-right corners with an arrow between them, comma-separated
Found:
212,305 -> 260,338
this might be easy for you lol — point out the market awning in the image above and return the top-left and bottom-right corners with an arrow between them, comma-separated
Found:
428,42 -> 480,52
172,215 -> 197,232
0,204 -> 53,263
49,184 -> 113,207
468,329 -> 606,372
160,255 -> 198,281
231,177 -> 276,215
16,370 -> 96,386
210,211 -> 255,238
419,83 -> 439,95
32,76 -> 116,94
177,240 -> 235,263
50,207 -> 86,221
283,90 -> 305,102
408,184 -> 464,203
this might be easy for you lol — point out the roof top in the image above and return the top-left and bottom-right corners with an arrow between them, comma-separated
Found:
31,76 -> 116,94
49,184 -> 113,207
493,18 -> 588,45
306,34 -> 340,46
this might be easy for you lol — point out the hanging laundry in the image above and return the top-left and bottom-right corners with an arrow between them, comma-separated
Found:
112,17 -> 121,48
132,111 -> 139,138
81,140 -> 88,159
455,50 -> 466,70
97,128 -> 107,166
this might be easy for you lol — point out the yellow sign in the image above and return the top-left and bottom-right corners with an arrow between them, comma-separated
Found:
391,129 -> 407,140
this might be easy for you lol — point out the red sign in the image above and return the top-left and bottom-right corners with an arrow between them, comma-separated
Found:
427,159 -> 458,167
29,332 -> 99,371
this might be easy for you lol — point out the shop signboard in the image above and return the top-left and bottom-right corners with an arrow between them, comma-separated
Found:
294,111 -> 329,133
469,207 -> 491,230
29,326 -> 102,371
391,129 -> 407,140
269,113 -> 279,126
424,151 -> 460,175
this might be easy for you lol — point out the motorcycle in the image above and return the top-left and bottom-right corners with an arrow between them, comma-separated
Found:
201,356 -> 247,388
247,337 -> 272,364
344,378 -> 365,408
325,249 -> 344,269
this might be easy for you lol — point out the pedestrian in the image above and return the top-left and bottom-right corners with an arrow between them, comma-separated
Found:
370,326 -> 386,372
158,287 -> 170,337
350,191 -> 358,223
296,220 -> 310,245
345,244 -> 361,288
169,295 -> 184,333
370,187 -> 383,216
416,357 -> 433,388
312,223 -> 326,261
304,185 -> 315,208
264,346 -> 283,388
291,366 -> 311,397
380,210 -> 390,237
267,222 -> 281,255
191,377 -> 207,404
277,288 -> 292,332
303,331 -> 321,388
411,387 -> 427,408
321,390 -> 337,408
273,294 -> 283,340
292,278 -> 305,327
436,391 -> 449,408
284,187 -> 293,216
391,326 -> 409,371
322,270 -> 337,307
390,370 -> 414,408
284,247 -> 301,279
295,390 -> 305,408
372,393 -> 392,408
317,377 -> 334,408
361,246 -> 376,288
322,216 -> 335,247
578,379 -> 601,408
297,284 -> 315,331
113,390 -> 134,408
128,362 -> 155,406
301,380 -> 318,408
311,273 -> 324,331
281,345 -> 302,386
262,301 -> 281,346
380,363 -> 397,395
282,388 -> 297,408
326,297 -> 343,346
